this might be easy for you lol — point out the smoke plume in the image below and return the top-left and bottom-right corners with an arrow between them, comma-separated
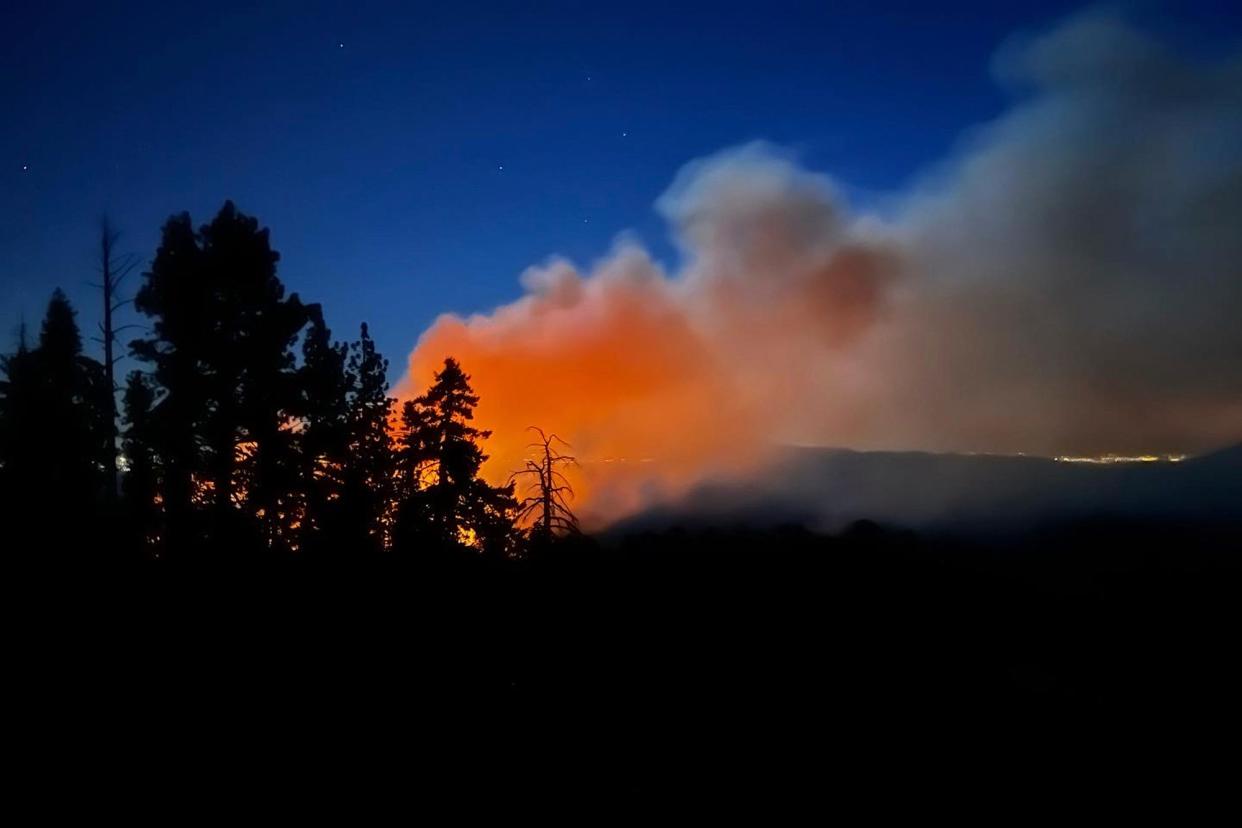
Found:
397,12 -> 1242,526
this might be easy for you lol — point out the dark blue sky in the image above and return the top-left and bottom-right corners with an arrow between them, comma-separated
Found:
3,0 -> 1239,373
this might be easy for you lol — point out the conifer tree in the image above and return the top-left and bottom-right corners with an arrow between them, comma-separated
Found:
394,358 -> 516,558
130,211 -> 209,552
131,202 -> 311,556
296,307 -> 353,554
36,290 -> 111,504
0,291 -> 110,553
342,323 -> 394,554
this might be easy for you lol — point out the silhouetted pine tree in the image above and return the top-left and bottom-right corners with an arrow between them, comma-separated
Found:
131,202 -> 311,557
130,212 -> 209,554
295,307 -> 353,557
0,291 -> 111,554
341,323 -> 394,556
40,290 -> 113,497
203,203 -> 310,554
394,358 -> 516,560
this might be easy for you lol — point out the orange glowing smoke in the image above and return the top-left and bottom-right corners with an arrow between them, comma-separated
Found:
395,247 -> 767,526
393,149 -> 901,527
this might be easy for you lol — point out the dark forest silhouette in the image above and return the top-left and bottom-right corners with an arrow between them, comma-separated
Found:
0,202 -> 569,562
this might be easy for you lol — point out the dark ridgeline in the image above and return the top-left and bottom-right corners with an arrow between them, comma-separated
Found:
2,202 -> 1241,803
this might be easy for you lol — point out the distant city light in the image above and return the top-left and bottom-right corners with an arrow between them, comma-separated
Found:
1053,454 -> 1188,464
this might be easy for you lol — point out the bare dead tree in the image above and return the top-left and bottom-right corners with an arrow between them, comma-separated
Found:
88,218 -> 140,497
510,426 -> 580,540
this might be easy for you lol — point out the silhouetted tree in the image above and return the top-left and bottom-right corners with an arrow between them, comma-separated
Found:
0,291 -> 111,553
90,218 -> 138,500
39,290 -> 112,504
131,202 -> 311,557
130,211 -> 209,553
204,203 -> 311,553
511,427 -> 581,546
394,358 -> 516,559
340,323 -> 395,555
295,307 -> 353,556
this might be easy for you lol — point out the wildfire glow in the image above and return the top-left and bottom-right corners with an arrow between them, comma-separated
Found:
395,263 -> 768,527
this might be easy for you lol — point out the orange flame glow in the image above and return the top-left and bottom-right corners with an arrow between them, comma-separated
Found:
395,256 -> 767,526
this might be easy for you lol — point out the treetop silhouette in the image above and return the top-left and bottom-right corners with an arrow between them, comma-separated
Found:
1,203 -> 565,562
1,289 -> 111,553
395,357 -> 517,559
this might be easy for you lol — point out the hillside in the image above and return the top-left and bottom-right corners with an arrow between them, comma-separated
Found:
622,443 -> 1242,534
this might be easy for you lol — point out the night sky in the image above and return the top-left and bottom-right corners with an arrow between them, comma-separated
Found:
3,0 -> 1240,375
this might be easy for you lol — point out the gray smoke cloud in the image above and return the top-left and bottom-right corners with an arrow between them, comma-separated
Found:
870,10 -> 1242,455
401,11 -> 1242,523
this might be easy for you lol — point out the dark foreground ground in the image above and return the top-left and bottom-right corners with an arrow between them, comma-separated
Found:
7,516 -> 1241,811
